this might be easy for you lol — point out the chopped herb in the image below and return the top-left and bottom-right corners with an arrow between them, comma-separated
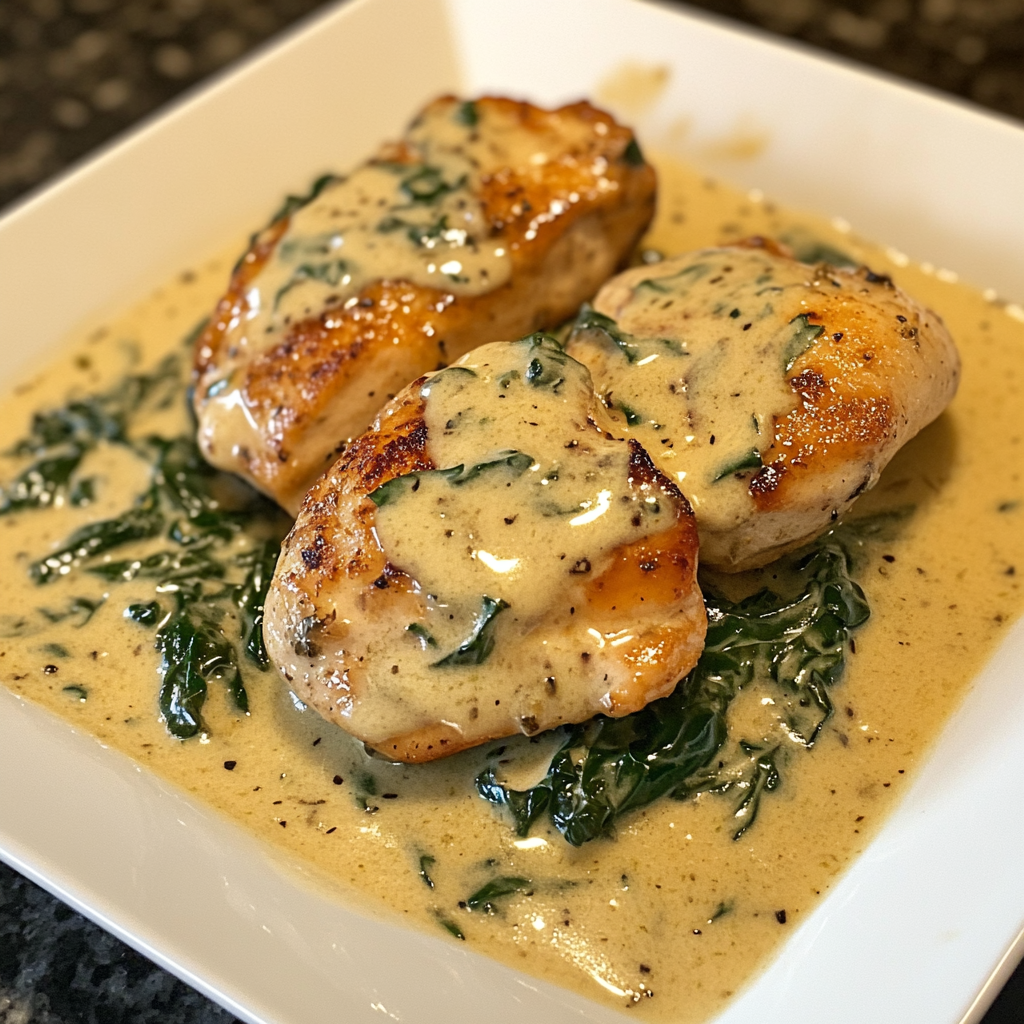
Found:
635,261 -> 709,294
274,259 -> 349,309
433,596 -> 509,668
623,138 -> 645,166
419,365 -> 478,399
419,854 -> 436,889
368,451 -> 533,508
730,747 -> 780,839
781,234 -> 856,268
465,876 -> 533,913
181,318 -> 209,351
782,313 -> 825,372
404,214 -> 450,247
618,402 -> 645,427
125,602 -> 162,625
569,306 -> 683,364
69,477 -> 96,506
455,452 -> 534,486
400,164 -> 464,204
436,915 -> 465,940
406,622 -> 438,648
62,685 -> 88,702
522,334 -> 569,388
268,173 -> 340,226
41,642 -> 70,658
709,901 -> 733,921
713,448 -> 763,481
571,305 -> 642,363
38,596 -> 104,627
454,100 -> 478,127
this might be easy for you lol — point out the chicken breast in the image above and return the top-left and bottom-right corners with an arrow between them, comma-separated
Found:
565,238 -> 960,571
193,95 -> 656,513
263,334 -> 706,762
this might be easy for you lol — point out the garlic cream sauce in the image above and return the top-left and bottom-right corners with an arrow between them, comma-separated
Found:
1,154 -> 1022,1023
229,100 -> 520,364
366,338 -> 678,742
568,247 -> 810,538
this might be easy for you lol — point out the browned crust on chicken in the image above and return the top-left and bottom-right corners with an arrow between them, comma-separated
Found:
282,389 -> 432,595
265,368 -> 705,763
194,95 -> 656,512
750,267 -> 932,507
582,239 -> 959,571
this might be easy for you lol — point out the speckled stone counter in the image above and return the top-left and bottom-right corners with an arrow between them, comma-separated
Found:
1,2 -> 1022,1022
0,860 -> 236,1024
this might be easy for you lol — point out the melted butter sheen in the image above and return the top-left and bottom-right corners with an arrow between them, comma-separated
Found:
0,154 -> 1022,1023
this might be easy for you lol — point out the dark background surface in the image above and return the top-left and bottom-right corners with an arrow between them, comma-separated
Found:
1,1 -> 1022,1021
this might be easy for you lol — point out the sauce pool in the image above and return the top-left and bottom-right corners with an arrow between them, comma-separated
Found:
0,152 -> 1021,1022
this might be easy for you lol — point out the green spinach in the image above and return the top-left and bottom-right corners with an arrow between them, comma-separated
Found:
433,596 -> 509,668
782,313 -> 825,372
9,347 -> 288,739
476,528 -> 871,846
1,353 -> 178,515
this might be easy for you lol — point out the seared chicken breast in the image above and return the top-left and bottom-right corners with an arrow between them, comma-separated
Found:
264,335 -> 705,762
193,95 -> 656,513
565,238 -> 960,571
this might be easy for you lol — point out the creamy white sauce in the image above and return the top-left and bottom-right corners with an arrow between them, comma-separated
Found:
0,153 -> 1021,1024
567,248 -> 834,535
212,97 -> 601,372
385,339 -> 667,638
309,336 -> 685,745
241,163 -> 504,356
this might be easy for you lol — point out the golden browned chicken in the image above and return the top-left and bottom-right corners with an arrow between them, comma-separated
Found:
263,335 -> 706,762
193,95 -> 656,513
565,238 -> 960,571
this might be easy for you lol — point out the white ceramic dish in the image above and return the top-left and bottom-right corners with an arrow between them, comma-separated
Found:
1,1 -> 1023,1022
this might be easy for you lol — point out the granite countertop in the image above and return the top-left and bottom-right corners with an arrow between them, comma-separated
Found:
1,1 -> 1022,1022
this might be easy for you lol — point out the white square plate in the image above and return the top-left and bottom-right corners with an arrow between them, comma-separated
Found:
2,1 -> 1023,1022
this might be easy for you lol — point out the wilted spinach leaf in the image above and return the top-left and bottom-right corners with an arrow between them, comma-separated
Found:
477,528 -> 871,846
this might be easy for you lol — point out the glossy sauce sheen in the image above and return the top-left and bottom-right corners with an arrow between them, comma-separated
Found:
572,247 -> 811,533
565,244 -> 959,571
369,345 -> 676,735
2,155 -> 1023,1022
265,335 -> 703,759
192,96 -> 656,513
219,105 -> 517,364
